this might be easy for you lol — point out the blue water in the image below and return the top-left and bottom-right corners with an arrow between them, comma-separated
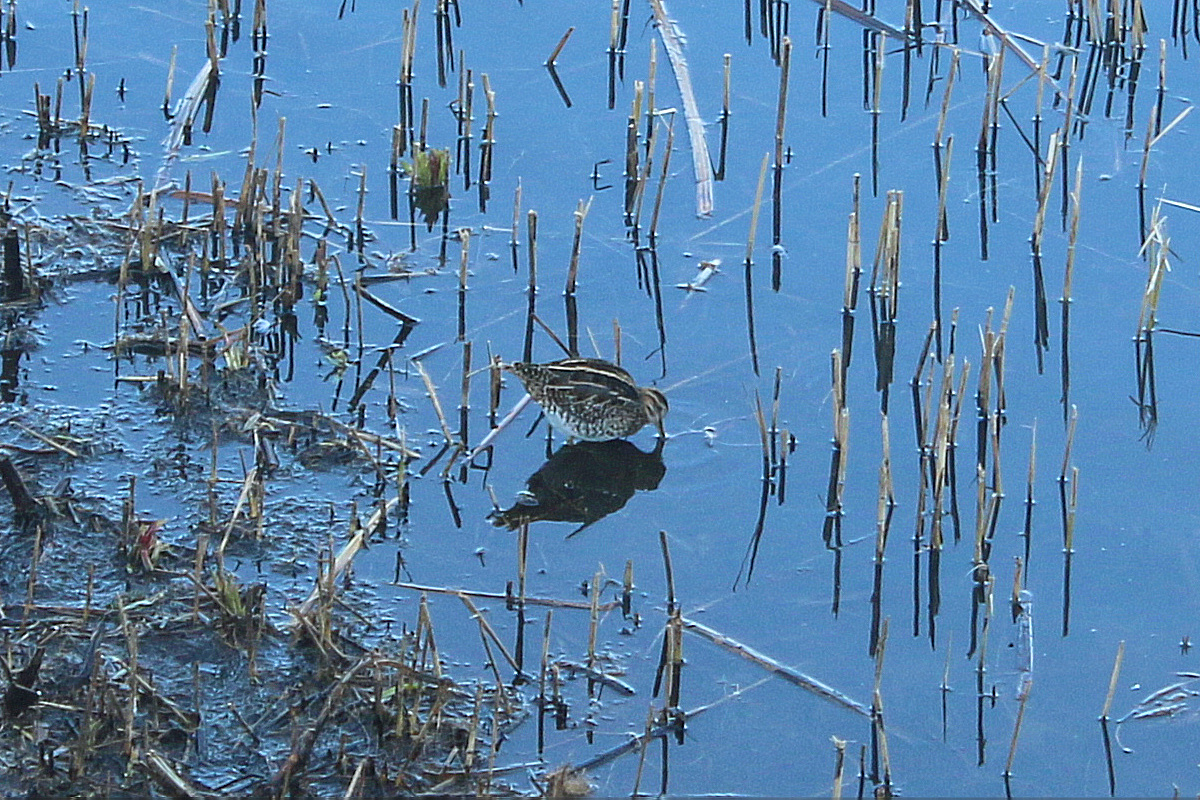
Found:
3,0 -> 1199,796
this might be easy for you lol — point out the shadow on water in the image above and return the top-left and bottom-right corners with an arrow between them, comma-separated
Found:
490,438 -> 666,535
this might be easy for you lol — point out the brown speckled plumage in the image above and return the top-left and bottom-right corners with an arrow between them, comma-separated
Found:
505,358 -> 668,441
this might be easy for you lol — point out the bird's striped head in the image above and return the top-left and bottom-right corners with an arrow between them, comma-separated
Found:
639,387 -> 669,436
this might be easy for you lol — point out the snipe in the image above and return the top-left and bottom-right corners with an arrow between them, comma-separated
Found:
505,358 -> 668,441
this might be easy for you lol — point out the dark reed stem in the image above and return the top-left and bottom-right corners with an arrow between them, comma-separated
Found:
932,135 -> 953,360
648,114 -> 674,243
870,31 -> 884,197
623,81 -> 643,223
771,36 -> 791,292
1099,640 -> 1124,795
716,53 -> 731,180
524,210 -> 538,363
869,415 -> 894,657
840,174 -> 862,383
457,228 -> 470,341
869,617 -> 892,791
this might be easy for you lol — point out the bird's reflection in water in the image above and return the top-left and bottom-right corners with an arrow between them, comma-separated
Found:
490,439 -> 666,536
